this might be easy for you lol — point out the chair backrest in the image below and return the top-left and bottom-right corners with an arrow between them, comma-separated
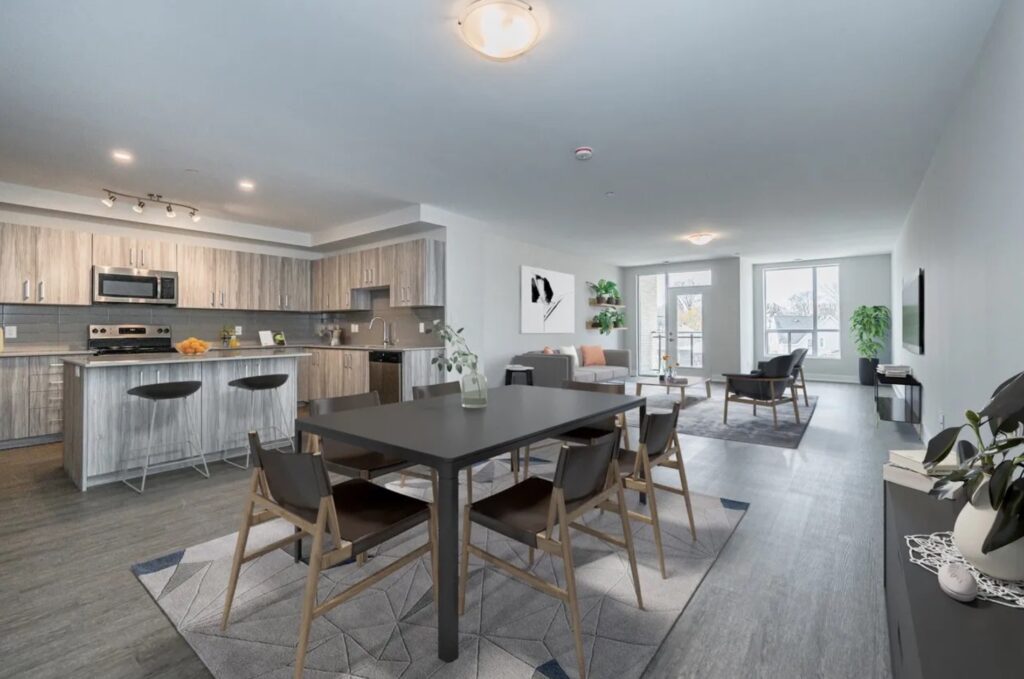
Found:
553,431 -> 620,504
560,380 -> 624,432
308,391 -> 380,416
759,353 -> 799,378
307,391 -> 381,458
640,402 -> 680,457
412,381 -> 461,400
249,432 -> 330,519
789,348 -> 809,375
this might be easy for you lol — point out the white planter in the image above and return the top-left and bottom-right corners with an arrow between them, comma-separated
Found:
953,479 -> 1024,582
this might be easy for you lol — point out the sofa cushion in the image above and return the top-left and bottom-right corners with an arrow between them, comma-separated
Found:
580,345 -> 606,366
576,366 -> 619,382
606,366 -> 629,379
558,345 -> 580,368
572,368 -> 599,382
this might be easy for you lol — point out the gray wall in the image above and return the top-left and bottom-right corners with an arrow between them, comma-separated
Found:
621,257 -> 741,380
444,219 -> 623,384
753,254 -> 891,382
892,0 -> 1024,440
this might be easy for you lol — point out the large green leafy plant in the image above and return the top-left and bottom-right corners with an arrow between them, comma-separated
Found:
850,305 -> 890,358
927,371 -> 1024,553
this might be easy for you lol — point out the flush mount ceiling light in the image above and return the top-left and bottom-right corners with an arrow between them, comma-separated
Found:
684,232 -> 716,245
458,0 -> 540,60
101,189 -> 199,222
111,149 -> 134,163
238,179 -> 255,192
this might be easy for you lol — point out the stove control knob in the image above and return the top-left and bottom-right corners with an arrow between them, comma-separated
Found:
91,328 -> 98,334
100,328 -> 107,334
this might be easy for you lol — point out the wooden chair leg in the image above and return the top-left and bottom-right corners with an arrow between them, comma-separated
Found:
771,401 -> 778,428
511,449 -> 520,484
557,504 -> 587,679
357,552 -> 366,566
293,508 -> 327,679
800,367 -> 809,406
673,445 -> 697,540
528,546 -> 535,567
221,473 -> 258,630
791,391 -> 801,424
465,467 -> 473,505
616,479 -> 644,610
641,455 -> 668,579
458,506 -> 472,616
523,445 -> 530,479
620,415 -> 631,451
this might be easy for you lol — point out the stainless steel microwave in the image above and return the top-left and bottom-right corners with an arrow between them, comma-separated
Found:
92,266 -> 178,305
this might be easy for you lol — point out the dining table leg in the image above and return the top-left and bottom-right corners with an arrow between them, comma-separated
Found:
435,466 -> 460,661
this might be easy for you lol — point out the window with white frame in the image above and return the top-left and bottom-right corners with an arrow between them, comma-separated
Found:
763,265 -> 840,359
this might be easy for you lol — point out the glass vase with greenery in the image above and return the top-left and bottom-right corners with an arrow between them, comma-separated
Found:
850,305 -> 890,385
432,321 -> 487,408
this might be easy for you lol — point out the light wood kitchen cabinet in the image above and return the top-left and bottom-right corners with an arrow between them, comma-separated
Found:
0,356 -> 70,445
401,349 -> 446,401
305,349 -> 369,400
343,350 -> 369,395
357,248 -> 384,288
391,238 -> 445,307
215,248 -> 240,310
0,223 -> 91,305
281,257 -> 310,311
0,358 -> 32,441
258,255 -> 280,311
92,233 -> 176,270
177,244 -> 217,308
344,252 -> 372,310
311,259 -> 324,311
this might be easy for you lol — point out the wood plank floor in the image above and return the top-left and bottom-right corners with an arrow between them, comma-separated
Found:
0,383 -> 917,678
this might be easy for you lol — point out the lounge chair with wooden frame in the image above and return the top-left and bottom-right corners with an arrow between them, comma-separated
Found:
516,380 -> 633,481
790,347 -> 810,406
722,352 -> 802,429
618,402 -> 697,579
221,433 -> 437,679
458,431 -> 643,679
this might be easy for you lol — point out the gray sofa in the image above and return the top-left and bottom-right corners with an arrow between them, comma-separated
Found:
511,348 -> 632,387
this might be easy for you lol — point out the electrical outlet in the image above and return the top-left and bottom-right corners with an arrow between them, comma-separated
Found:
234,326 -> 243,336
419,322 -> 425,333
3,326 -> 16,339
351,324 -> 359,333
938,413 -> 945,429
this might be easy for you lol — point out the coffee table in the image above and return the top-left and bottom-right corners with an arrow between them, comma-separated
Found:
630,375 -> 712,406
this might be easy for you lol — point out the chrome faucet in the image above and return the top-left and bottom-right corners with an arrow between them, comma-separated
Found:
369,316 -> 392,346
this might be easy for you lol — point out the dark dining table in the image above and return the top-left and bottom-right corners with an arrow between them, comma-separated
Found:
294,384 -> 645,662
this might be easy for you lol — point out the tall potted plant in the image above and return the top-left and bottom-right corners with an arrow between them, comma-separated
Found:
432,321 -> 487,408
850,305 -> 890,385
927,372 -> 1024,580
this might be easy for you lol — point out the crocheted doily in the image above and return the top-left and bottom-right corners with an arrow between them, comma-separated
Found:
904,532 -> 1024,608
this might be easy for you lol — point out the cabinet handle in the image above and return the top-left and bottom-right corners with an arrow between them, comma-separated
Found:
220,291 -> 225,307
210,291 -> 216,307
140,248 -> 146,268
23,279 -> 30,301
38,280 -> 45,302
285,294 -> 290,309
129,248 -> 134,267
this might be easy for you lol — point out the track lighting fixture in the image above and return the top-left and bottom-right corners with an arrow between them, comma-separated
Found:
100,189 -> 199,222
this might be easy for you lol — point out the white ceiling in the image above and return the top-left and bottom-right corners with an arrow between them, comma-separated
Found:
0,0 -> 1003,265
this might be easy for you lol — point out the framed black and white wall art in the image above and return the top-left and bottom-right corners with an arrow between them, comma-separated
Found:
521,266 -> 575,333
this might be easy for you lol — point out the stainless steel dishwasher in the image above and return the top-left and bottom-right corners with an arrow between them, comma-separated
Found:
369,351 -> 403,404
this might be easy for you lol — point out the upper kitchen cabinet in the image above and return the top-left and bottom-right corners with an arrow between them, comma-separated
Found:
0,222 -> 91,305
391,239 -> 445,307
177,244 -> 217,308
344,252 -> 372,310
281,257 -> 311,311
92,233 -> 176,270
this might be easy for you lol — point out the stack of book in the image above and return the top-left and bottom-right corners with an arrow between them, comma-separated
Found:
877,364 -> 912,378
882,449 -> 958,494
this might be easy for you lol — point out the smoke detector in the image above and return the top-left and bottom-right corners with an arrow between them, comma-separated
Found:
574,146 -> 594,161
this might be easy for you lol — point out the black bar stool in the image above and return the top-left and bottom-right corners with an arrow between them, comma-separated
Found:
226,373 -> 292,468
122,380 -> 207,493
504,364 -> 534,386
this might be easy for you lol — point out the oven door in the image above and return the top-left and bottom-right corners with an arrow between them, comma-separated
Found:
92,266 -> 176,305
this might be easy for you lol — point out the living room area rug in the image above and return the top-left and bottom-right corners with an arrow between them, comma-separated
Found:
624,383 -> 818,449
133,456 -> 747,679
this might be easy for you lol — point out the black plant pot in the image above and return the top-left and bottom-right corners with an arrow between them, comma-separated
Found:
858,357 -> 879,386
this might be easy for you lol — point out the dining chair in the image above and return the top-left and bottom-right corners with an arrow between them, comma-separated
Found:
411,382 -> 482,501
458,431 -> 642,679
618,401 -> 697,578
222,432 -> 437,679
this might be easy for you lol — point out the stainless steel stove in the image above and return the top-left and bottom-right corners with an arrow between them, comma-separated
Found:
88,324 -> 175,355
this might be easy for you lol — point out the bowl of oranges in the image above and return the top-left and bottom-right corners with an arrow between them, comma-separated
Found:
175,337 -> 211,355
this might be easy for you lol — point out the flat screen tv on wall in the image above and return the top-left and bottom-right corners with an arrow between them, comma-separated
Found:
902,269 -> 924,354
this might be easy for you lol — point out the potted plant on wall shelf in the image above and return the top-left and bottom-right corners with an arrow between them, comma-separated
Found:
587,279 -> 621,306
927,372 -> 1024,581
431,321 -> 487,408
850,305 -> 891,385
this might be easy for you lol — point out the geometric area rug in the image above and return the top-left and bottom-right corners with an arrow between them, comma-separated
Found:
133,452 -> 747,679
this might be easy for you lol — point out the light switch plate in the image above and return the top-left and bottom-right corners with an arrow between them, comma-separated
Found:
4,326 -> 16,339
419,322 -> 425,333
351,324 -> 359,333
235,326 -> 243,336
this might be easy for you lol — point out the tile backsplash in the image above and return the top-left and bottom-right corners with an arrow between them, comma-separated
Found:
0,295 -> 444,350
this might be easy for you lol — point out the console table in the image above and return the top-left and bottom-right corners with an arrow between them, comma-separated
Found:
875,373 -> 922,424
884,483 -> 1023,678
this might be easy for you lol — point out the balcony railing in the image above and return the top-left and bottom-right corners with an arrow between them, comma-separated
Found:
643,332 -> 703,372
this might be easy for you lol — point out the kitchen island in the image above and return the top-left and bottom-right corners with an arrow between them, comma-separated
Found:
62,349 -> 309,490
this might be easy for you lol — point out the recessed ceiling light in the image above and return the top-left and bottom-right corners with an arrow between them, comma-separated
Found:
684,232 -> 716,246
111,149 -> 134,163
238,179 -> 255,192
459,0 -> 540,60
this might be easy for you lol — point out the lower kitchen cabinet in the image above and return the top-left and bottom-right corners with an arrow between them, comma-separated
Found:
305,349 -> 369,401
401,349 -> 446,401
0,356 -> 71,446
200,358 -> 299,454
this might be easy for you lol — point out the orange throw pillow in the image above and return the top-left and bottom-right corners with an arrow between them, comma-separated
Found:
580,345 -> 606,366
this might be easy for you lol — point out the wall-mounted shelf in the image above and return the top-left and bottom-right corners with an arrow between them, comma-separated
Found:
586,323 -> 629,331
588,298 -> 625,309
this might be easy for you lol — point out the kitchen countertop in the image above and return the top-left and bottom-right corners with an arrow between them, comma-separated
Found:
0,347 -> 94,358
1,344 -> 443,359
63,349 -> 312,368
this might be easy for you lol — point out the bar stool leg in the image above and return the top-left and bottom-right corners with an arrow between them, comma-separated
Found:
224,391 -> 255,470
185,397 -> 210,479
124,400 -> 159,494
